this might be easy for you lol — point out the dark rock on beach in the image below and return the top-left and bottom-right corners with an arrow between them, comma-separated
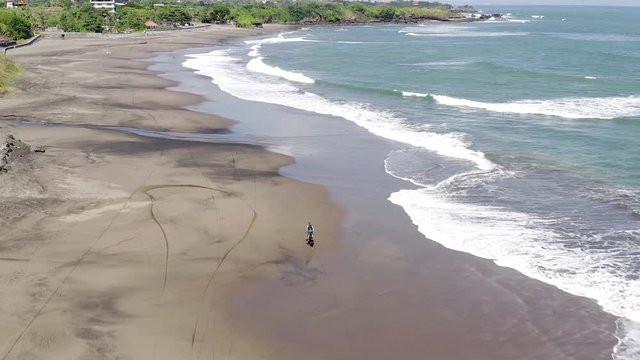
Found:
1,134 -> 32,174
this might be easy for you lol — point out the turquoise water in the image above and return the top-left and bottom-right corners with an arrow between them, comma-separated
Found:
183,6 -> 640,359
262,7 -> 640,186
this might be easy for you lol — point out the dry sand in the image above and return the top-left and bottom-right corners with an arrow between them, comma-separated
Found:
0,25 -> 343,359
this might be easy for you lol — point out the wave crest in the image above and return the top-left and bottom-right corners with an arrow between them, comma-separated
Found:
432,94 -> 640,119
244,33 -> 314,45
184,50 -> 493,171
246,57 -> 315,84
400,25 -> 529,38
389,188 -> 640,360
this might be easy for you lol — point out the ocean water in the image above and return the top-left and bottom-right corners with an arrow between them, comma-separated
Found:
183,6 -> 640,359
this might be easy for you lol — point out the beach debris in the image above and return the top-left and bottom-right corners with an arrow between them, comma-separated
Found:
34,148 -> 46,153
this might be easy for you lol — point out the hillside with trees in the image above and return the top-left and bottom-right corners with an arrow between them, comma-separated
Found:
0,1 -> 473,37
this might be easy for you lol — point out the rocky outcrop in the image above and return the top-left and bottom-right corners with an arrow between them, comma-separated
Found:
478,13 -> 503,20
0,134 -> 31,173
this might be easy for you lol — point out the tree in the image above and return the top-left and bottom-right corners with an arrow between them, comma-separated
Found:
30,8 -> 49,29
230,6 -> 257,27
114,7 -> 146,31
316,3 -> 342,23
0,10 -> 34,39
285,3 -> 312,22
201,3 -> 230,24
378,6 -> 396,21
82,9 -> 103,32
58,10 -> 79,31
156,6 -> 191,26
350,2 -> 366,16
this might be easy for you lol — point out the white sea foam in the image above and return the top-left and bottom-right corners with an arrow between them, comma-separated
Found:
244,33 -> 314,45
401,25 -> 528,37
584,76 -> 598,80
614,318 -> 640,360
432,94 -> 640,119
401,91 -> 430,97
401,25 -> 473,33
248,44 -> 261,57
244,34 -> 317,84
472,13 -> 529,24
388,188 -> 640,360
183,49 -> 494,171
407,60 -> 472,68
404,31 -> 529,37
247,57 -> 315,84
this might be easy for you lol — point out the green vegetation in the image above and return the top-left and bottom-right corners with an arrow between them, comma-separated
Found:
57,3 -> 108,32
0,54 -> 21,94
0,1 -> 468,37
0,9 -> 33,39
194,1 -> 464,27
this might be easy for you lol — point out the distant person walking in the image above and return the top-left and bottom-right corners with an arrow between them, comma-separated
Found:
306,222 -> 315,247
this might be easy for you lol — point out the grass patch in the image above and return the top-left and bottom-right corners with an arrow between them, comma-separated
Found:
0,54 -> 22,95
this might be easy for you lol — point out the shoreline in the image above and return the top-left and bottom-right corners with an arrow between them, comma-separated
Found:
159,27 -> 619,360
1,23 -> 619,360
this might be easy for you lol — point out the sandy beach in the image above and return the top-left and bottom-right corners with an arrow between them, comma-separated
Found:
1,24 -> 618,360
0,25 -> 343,360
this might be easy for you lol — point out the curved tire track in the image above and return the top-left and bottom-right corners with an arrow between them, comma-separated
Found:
138,184 -> 257,292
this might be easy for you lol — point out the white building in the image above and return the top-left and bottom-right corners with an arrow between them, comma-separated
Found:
7,0 -> 28,7
90,0 -> 115,12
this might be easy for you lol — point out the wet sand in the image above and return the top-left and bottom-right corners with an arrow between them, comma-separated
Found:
0,24 -> 618,360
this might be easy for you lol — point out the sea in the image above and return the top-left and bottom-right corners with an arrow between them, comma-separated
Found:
181,6 -> 640,359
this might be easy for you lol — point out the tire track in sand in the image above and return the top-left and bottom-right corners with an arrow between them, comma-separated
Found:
183,153 -> 259,360
139,184 -> 256,294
